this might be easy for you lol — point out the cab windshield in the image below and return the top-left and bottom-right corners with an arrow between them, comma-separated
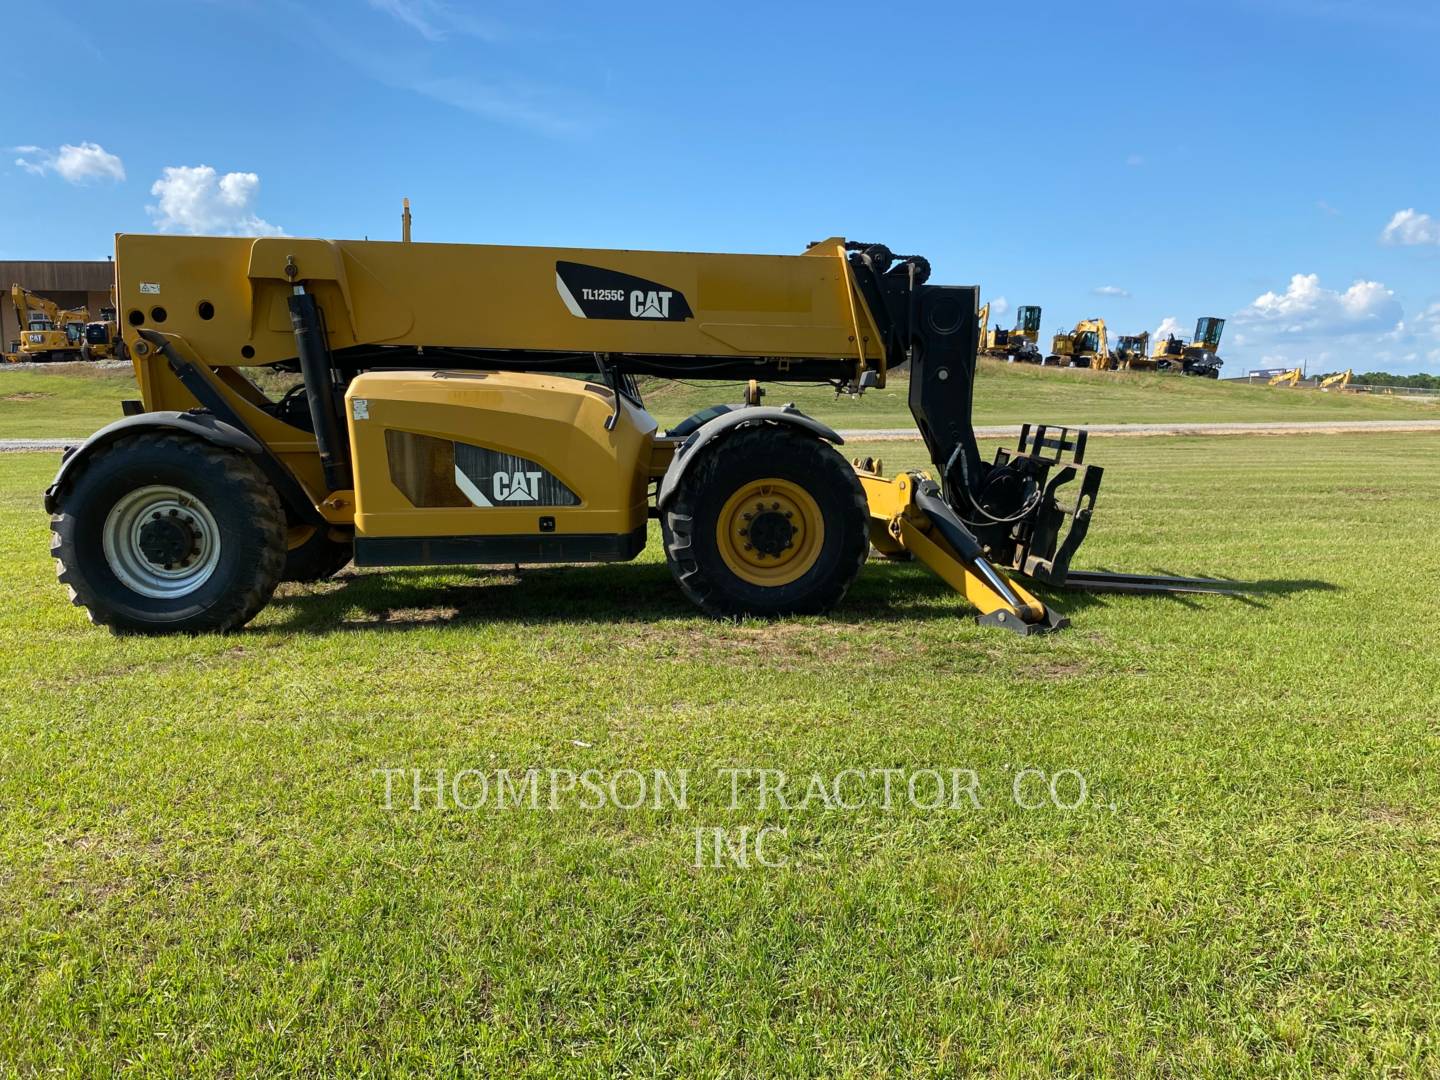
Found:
1195,317 -> 1225,348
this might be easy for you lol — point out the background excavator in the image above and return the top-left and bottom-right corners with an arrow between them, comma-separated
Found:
7,285 -> 88,362
1268,367 -> 1303,387
1046,318 -> 1111,369
978,303 -> 1044,363
1150,316 -> 1225,377
1318,369 -> 1352,391
43,228 -> 1239,637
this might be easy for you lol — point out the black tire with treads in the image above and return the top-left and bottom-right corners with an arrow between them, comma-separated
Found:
50,432 -> 286,633
662,425 -> 868,618
282,526 -> 353,582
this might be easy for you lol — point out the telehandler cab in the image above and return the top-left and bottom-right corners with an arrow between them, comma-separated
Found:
45,232 -> 1234,636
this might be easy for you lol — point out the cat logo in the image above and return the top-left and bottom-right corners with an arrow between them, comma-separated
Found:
493,470 -> 545,502
629,290 -> 674,319
452,443 -> 580,509
554,260 -> 693,322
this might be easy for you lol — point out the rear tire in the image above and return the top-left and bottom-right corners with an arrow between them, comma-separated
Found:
50,433 -> 286,633
282,525 -> 354,582
662,426 -> 868,617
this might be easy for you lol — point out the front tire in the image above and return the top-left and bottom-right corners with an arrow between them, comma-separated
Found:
662,426 -> 868,618
50,433 -> 286,633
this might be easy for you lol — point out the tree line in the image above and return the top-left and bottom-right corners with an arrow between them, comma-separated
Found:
1348,371 -> 1440,390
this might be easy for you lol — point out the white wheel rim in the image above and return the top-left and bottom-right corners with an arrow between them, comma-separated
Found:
102,485 -> 222,599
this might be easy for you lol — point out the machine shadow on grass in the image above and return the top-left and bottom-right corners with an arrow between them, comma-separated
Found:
260,557 -> 1338,634
1026,571 -> 1339,615
263,560 -> 963,633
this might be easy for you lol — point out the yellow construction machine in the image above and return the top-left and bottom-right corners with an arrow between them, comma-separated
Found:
44,231 -> 1238,635
978,303 -> 1043,363
1268,367 -> 1303,387
1150,317 -> 1225,378
1046,318 -> 1111,369
81,288 -> 120,362
8,285 -> 87,362
1111,332 -> 1150,370
1318,369 -> 1352,391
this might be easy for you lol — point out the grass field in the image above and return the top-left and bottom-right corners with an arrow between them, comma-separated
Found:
2,432 -> 1439,1074
2,359 -> 1436,438
640,363 -> 1440,430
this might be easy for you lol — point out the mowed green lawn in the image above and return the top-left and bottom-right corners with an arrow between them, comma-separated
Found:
0,365 -> 138,438
2,359 -> 1436,439
2,433 -> 1439,1074
640,361 -> 1440,429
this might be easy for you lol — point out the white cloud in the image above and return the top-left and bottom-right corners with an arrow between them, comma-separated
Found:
1093,285 -> 1131,298
13,141 -> 124,183
147,166 -> 284,236
1153,316 -> 1186,341
988,296 -> 1009,319
1228,272 -> 1440,374
1381,208 -> 1440,246
367,0 -> 500,41
1236,272 -> 1400,335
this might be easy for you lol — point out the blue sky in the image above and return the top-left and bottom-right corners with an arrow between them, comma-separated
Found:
5,0 -> 1439,373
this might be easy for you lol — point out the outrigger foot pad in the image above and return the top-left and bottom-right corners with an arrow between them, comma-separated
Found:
976,604 -> 1070,636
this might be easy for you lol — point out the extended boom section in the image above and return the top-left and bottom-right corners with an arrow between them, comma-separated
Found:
43,231 -> 1220,635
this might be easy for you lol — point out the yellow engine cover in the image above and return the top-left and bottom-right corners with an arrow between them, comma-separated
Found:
345,370 -> 656,547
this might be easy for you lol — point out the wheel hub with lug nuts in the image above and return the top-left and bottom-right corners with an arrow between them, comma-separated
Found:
715,478 -> 825,587
102,485 -> 223,599
138,511 -> 202,570
746,508 -> 795,557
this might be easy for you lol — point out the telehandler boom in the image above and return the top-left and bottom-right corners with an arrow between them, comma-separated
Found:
45,232 -> 1235,635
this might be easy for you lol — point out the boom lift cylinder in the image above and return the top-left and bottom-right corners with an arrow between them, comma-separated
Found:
287,288 -> 351,492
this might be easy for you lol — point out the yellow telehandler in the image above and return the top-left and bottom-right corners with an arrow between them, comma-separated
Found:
44,230 -> 1238,636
